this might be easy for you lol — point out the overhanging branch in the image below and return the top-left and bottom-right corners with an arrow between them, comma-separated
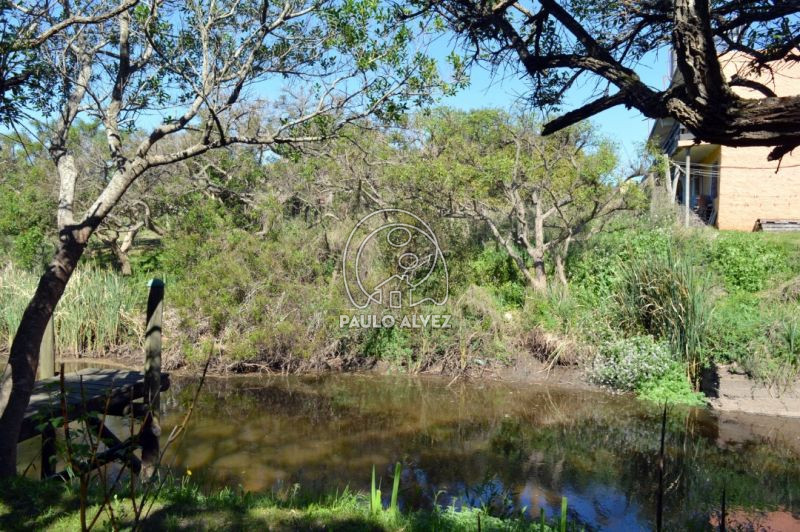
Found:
542,92 -> 627,135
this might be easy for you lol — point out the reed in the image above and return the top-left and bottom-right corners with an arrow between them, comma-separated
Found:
370,462 -> 402,515
0,265 -> 142,354
616,249 -> 713,385
390,461 -> 401,514
370,465 -> 381,514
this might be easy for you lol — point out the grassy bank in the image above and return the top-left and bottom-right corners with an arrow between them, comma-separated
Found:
0,476 -> 569,531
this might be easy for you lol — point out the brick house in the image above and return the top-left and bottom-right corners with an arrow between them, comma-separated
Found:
648,54 -> 800,231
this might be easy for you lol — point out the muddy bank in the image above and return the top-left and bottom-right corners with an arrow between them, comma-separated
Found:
705,364 -> 800,418
41,349 -> 800,419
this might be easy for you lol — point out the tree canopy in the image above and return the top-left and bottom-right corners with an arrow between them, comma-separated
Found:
419,0 -> 800,160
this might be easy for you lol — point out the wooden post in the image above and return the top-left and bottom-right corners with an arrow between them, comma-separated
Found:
684,149 -> 691,227
141,278 -> 164,478
37,315 -> 55,380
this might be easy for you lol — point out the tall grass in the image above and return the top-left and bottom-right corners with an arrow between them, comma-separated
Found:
0,265 -> 143,354
616,249 -> 714,385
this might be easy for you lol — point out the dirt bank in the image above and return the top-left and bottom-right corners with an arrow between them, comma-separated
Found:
41,351 -> 800,419
704,364 -> 800,418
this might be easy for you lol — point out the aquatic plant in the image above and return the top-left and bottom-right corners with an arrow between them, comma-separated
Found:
371,462 -> 402,515
390,461 -> 401,514
0,265 -> 142,353
370,465 -> 381,514
615,249 -> 713,385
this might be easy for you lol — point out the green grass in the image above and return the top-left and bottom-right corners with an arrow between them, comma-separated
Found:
0,476 -> 568,531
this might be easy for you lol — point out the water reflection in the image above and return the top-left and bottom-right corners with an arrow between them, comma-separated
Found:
160,374 -> 800,530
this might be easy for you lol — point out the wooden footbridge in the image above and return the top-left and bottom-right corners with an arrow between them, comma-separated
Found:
18,279 -> 169,479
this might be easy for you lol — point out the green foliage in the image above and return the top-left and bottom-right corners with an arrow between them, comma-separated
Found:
168,221 -> 336,364
0,265 -> 142,352
0,159 -> 56,270
703,292 -> 764,364
370,465 -> 381,514
11,227 -> 49,270
588,335 -> 674,391
468,247 -> 527,309
615,249 -> 713,383
362,327 -> 413,364
369,462 -> 402,515
0,474 -> 567,531
745,315 -> 800,392
635,365 -> 706,406
568,223 -> 672,300
711,232 -> 788,292
390,462 -> 401,514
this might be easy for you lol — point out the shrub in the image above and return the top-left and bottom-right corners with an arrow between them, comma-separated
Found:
588,335 -> 674,391
635,364 -> 706,406
711,232 -> 788,292
168,223 -> 336,365
615,249 -> 713,384
468,247 -> 526,309
703,292 -> 763,365
744,316 -> 800,393
568,223 -> 672,300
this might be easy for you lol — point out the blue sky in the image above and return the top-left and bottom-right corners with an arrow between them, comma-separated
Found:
439,50 -> 671,165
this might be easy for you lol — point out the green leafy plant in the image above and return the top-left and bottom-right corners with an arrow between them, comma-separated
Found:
370,465 -> 381,514
370,462 -> 402,515
390,461 -> 401,514
711,232 -> 788,292
635,364 -> 706,406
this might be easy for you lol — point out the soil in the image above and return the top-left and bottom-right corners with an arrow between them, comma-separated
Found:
704,364 -> 800,418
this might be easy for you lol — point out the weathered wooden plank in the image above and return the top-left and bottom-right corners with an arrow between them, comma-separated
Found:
756,218 -> 800,232
20,368 -> 169,442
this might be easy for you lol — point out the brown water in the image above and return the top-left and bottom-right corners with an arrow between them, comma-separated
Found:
159,374 -> 800,530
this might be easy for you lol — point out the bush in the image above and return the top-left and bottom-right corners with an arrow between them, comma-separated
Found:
568,223 -> 672,300
711,232 -> 788,292
635,364 -> 706,406
744,316 -> 800,392
703,292 -> 763,364
468,247 -> 526,309
168,222 -> 336,365
588,335 -> 674,391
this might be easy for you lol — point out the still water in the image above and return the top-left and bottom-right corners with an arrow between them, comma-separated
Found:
160,374 -> 800,530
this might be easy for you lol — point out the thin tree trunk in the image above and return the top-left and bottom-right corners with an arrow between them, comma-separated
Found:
555,236 -> 572,286
0,228 -> 88,477
530,204 -> 547,291
113,241 -> 133,276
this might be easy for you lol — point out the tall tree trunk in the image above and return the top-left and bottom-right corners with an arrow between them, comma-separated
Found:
0,228 -> 88,477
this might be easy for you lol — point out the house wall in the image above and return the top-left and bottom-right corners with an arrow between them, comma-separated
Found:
714,55 -> 800,231
717,145 -> 800,230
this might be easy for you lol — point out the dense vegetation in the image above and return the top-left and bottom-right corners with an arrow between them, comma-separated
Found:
2,109 -> 799,406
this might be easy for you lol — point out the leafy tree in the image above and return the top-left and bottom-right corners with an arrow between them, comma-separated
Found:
417,0 -> 800,160
0,0 -> 446,477
393,108 -> 641,290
